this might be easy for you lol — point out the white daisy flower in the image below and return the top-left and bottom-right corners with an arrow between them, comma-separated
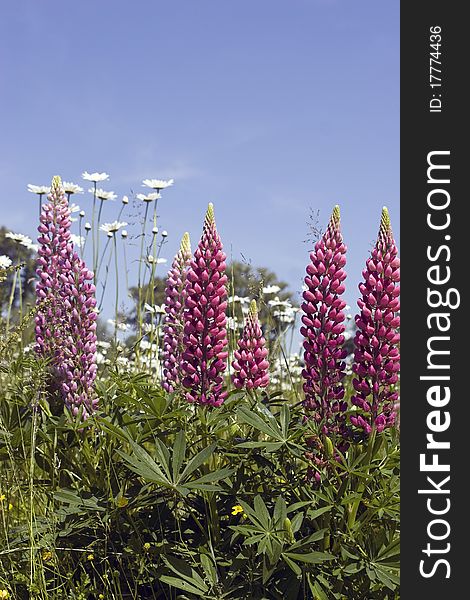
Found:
70,234 -> 85,248
231,295 -> 250,304
63,182 -> 84,195
137,192 -> 161,203
107,318 -> 130,332
90,188 -> 117,201
27,184 -> 51,195
262,285 -> 281,295
268,297 -> 294,309
5,232 -> 33,245
0,255 -> 12,269
69,203 -> 81,221
144,302 -> 166,315
23,241 -> 39,252
146,256 -> 167,265
82,171 -> 109,182
142,178 -> 174,190
227,316 -> 240,331
100,221 -> 128,234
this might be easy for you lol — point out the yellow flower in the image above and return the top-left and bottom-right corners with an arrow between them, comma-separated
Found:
0,494 -> 6,502
0,590 -> 9,599
87,553 -> 94,561
8,504 -> 13,512
42,550 -> 53,562
116,496 -> 129,508
231,504 -> 244,516
98,595 -> 105,599
143,542 -> 151,552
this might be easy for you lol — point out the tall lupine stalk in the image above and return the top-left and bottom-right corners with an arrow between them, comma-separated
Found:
351,207 -> 400,435
301,206 -> 348,438
162,232 -> 192,393
232,300 -> 270,390
35,176 -> 98,418
181,204 -> 228,407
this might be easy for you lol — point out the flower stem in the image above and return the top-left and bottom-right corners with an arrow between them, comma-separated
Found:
113,235 -> 119,345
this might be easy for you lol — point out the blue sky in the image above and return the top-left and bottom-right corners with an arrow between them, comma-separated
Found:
0,0 -> 399,317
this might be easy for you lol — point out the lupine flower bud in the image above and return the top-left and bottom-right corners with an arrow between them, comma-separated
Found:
301,206 -> 348,436
351,207 -> 400,435
232,300 -> 269,390
162,232 -> 192,393
35,176 -> 97,418
181,204 -> 228,407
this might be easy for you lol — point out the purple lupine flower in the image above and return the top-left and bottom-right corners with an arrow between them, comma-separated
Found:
181,203 -> 228,407
232,300 -> 269,390
35,176 -> 98,418
301,205 -> 348,436
162,232 -> 192,393
351,207 -> 400,435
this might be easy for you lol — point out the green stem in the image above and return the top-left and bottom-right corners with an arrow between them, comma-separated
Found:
347,428 -> 376,529
113,235 -> 119,345
5,262 -> 19,333
91,181 -> 97,282
136,202 -> 150,356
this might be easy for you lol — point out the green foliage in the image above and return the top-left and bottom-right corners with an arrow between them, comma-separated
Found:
0,349 -> 399,599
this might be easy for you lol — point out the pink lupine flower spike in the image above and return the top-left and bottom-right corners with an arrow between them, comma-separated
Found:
162,232 -> 192,393
232,299 -> 269,390
181,204 -> 229,407
351,207 -> 400,435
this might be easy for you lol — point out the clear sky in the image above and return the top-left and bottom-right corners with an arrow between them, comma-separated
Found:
0,0 -> 399,315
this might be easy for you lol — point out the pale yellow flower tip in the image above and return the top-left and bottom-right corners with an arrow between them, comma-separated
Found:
205,202 -> 215,226
249,299 -> 258,320
180,232 -> 191,256
51,175 -> 62,192
381,206 -> 391,231
329,205 -> 340,229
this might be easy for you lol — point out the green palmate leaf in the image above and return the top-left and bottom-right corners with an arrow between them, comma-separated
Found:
289,511 -> 304,533
154,438 -> 172,480
279,403 -> 290,437
273,495 -> 287,527
178,442 -> 217,482
308,505 -> 333,520
343,562 -> 364,574
372,564 -> 400,590
377,537 -> 400,562
117,441 -> 171,486
307,574 -> 330,600
236,441 -> 284,452
200,553 -> 218,587
283,551 -> 334,564
187,466 -> 233,485
172,429 -> 186,482
283,554 -> 302,576
287,500 -> 316,513
254,495 -> 271,529
96,417 -> 130,442
162,555 -> 208,590
237,406 -> 284,441
159,576 -> 207,596
54,489 -> 105,512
